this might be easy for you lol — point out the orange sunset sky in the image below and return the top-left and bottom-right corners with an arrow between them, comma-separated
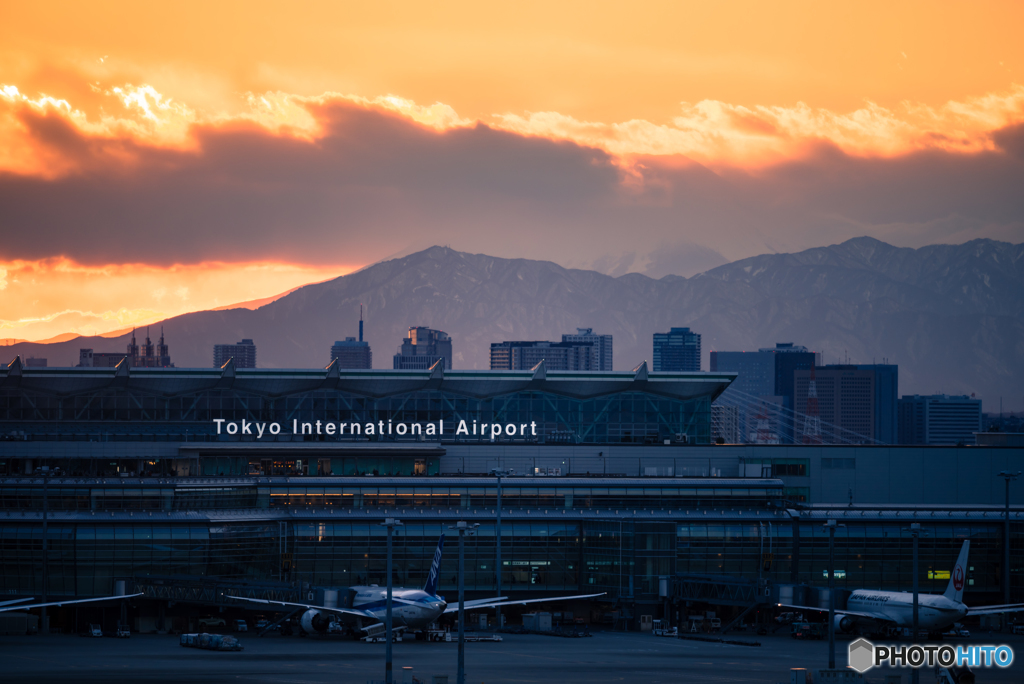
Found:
2,1 -> 1023,341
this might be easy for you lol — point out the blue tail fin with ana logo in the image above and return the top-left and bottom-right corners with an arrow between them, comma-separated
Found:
423,534 -> 445,596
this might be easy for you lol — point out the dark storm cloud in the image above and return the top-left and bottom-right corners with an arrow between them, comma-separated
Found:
1,99 -> 1022,274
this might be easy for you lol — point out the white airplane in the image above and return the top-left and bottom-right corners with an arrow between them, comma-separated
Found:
0,593 -> 144,613
779,540 -> 1024,635
231,534 -> 605,638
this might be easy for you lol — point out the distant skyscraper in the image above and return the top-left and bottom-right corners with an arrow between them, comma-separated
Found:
490,340 -> 596,370
560,328 -> 613,370
711,343 -> 820,444
898,395 -> 983,445
393,327 -> 452,370
653,327 -> 701,371
795,365 -> 877,443
331,307 -> 372,369
214,339 -> 257,368
711,404 -> 741,443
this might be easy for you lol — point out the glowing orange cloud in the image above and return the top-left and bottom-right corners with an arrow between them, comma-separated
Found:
0,258 -> 357,342
4,78 -> 1024,180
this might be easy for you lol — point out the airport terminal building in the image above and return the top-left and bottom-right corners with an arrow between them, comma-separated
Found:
1,360 -> 1022,632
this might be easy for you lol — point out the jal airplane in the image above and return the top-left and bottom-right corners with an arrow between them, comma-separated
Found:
780,540 -> 1024,635
230,534 -> 604,637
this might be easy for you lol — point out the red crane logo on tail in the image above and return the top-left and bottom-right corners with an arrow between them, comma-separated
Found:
953,565 -> 964,591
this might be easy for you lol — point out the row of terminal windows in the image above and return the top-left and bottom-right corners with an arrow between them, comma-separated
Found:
0,484 -> 783,511
1,522 -> 1017,599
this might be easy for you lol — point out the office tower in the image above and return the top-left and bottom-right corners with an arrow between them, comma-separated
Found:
490,340 -> 596,371
331,338 -> 372,369
393,327 -> 453,370
791,364 -> 897,443
329,306 -> 372,369
855,363 -> 898,444
561,328 -> 613,370
711,404 -> 741,443
712,343 -> 818,444
24,358 -> 47,368
213,339 -> 257,368
898,395 -> 983,445
794,366 -> 876,442
653,327 -> 701,371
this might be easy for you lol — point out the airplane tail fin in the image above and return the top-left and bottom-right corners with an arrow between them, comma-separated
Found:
943,540 -> 970,603
423,534 -> 445,596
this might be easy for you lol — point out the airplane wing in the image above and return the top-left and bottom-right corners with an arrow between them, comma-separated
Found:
0,598 -> 34,608
0,593 -> 144,614
442,592 -> 606,614
227,595 -> 378,620
967,603 -> 1024,616
775,602 -> 890,622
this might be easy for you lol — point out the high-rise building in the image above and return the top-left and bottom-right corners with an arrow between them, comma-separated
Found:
898,395 -> 983,445
213,339 -> 257,368
711,343 -> 818,444
393,327 -> 452,370
711,404 -> 741,444
653,327 -> 701,371
331,338 -> 372,369
795,366 -> 876,443
490,340 -> 596,371
791,364 -> 897,444
330,306 -> 372,369
560,328 -> 613,370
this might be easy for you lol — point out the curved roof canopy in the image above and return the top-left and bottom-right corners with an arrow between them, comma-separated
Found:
2,356 -> 735,402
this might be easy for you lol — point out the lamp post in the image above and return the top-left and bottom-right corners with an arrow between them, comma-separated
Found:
997,471 -> 1020,607
380,518 -> 403,684
41,467 -> 50,637
490,468 -> 510,629
901,523 -> 928,684
449,521 -> 479,684
823,519 -> 844,670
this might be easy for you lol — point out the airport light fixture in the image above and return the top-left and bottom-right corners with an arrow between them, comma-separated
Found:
823,519 -> 845,670
449,521 -> 480,684
490,468 -> 512,628
996,471 -> 1020,607
380,518 -> 403,684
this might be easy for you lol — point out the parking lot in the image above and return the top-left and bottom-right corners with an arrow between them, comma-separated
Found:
1,629 -> 1022,684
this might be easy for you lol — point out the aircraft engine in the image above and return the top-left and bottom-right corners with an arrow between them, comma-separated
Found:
834,615 -> 856,633
300,609 -> 331,634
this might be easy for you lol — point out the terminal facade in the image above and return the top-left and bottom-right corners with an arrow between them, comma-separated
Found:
0,360 -> 1021,632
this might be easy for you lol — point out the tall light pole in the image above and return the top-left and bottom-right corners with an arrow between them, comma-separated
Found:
449,521 -> 479,684
904,522 -> 925,684
824,519 -> 844,670
380,518 -> 403,684
491,468 -> 510,629
997,471 -> 1019,607
41,467 -> 50,637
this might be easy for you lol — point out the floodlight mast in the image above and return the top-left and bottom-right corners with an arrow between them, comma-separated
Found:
380,518 -> 403,684
449,520 -> 479,684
